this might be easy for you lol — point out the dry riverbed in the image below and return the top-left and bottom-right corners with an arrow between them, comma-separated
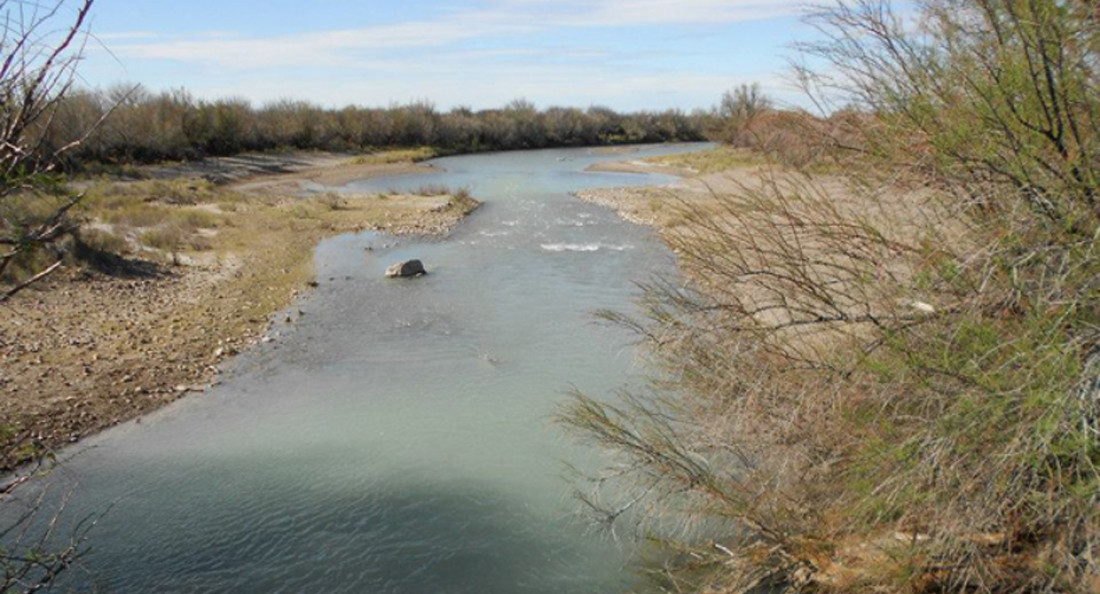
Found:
1,151 -> 478,469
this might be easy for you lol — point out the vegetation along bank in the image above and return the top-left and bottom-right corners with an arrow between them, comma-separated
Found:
561,1 -> 1100,591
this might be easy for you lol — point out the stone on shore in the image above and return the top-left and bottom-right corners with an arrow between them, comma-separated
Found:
385,259 -> 427,278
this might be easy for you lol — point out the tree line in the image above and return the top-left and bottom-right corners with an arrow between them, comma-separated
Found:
41,88 -> 714,167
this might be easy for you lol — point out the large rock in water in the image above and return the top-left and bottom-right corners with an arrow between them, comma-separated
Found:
385,259 -> 427,278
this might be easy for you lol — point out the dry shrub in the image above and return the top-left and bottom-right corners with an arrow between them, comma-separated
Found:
745,111 -> 827,169
717,109 -> 871,172
562,1 -> 1100,592
1,189 -> 89,284
139,222 -> 210,255
102,203 -> 167,227
2,2 -> 102,590
149,179 -> 215,205
174,208 -> 220,229
76,228 -> 129,255
411,184 -> 452,197
138,225 -> 183,252
315,192 -> 347,211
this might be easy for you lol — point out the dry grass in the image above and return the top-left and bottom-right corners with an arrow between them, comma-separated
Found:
72,177 -> 480,259
352,146 -> 441,165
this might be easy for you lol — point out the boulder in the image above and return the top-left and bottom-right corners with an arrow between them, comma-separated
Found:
385,259 -> 427,278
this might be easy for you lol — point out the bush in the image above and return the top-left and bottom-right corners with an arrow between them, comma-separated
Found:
411,184 -> 451,197
314,192 -> 347,211
77,228 -> 130,255
562,1 -> 1100,592
175,208 -> 221,229
103,203 -> 168,227
149,179 -> 213,205
139,225 -> 184,252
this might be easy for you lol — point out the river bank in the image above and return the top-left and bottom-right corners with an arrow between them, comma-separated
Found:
571,146 -> 1016,592
0,151 -> 479,469
576,146 -> 769,228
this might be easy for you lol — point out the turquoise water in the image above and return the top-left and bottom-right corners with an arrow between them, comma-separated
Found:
14,144 -> 707,593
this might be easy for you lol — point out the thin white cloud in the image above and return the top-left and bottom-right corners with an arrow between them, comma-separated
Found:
94,31 -> 158,41
86,0 -> 805,110
107,15 -> 531,68
100,0 -> 799,69
197,70 -> 752,110
532,0 -> 800,26
168,45 -> 794,111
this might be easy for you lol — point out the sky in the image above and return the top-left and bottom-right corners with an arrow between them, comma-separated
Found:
79,0 -> 822,112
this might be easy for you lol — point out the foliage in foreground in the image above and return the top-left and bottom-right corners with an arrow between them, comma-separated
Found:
1,1 -> 101,590
562,1 -> 1099,592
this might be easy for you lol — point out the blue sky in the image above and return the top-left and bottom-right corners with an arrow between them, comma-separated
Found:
80,0 -> 820,111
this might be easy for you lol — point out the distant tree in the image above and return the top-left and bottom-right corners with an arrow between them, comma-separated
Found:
717,82 -> 771,145
506,98 -> 547,148
437,108 -> 480,150
38,87 -> 708,163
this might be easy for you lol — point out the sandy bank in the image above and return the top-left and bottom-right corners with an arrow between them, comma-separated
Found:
139,151 -> 442,195
585,159 -> 697,177
576,153 -> 766,230
230,159 -> 440,195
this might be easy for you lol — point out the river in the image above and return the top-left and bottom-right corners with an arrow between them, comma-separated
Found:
18,143 -> 707,593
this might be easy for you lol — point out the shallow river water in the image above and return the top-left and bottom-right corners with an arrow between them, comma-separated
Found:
27,144 -> 707,593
